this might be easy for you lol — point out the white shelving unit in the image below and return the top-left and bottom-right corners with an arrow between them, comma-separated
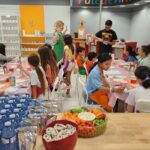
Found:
0,15 -> 21,57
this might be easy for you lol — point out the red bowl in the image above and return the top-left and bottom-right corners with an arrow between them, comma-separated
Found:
42,120 -> 78,150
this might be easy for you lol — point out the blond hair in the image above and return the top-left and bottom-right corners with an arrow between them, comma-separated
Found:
55,20 -> 64,30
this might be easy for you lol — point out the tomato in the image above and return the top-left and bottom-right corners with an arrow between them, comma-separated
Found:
98,114 -> 106,119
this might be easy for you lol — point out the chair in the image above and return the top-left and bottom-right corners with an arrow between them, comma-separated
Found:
125,42 -> 137,52
47,66 -> 66,113
78,76 -> 105,111
135,99 -> 150,113
78,76 -> 88,106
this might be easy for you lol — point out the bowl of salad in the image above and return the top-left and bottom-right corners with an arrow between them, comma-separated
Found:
64,107 -> 107,138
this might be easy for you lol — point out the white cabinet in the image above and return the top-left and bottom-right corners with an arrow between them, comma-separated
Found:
0,15 -> 21,56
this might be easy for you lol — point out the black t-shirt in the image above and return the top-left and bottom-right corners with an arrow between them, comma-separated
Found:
95,29 -> 117,54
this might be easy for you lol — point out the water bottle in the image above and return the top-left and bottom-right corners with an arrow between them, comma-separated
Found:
20,99 -> 28,109
14,95 -> 20,104
0,109 -> 7,122
4,94 -> 9,103
9,114 -> 18,129
0,97 -> 6,105
16,103 -> 28,119
23,93 -> 32,104
7,100 -> 16,108
0,98 -> 4,110
1,121 -> 18,150
0,115 -> 3,133
0,115 -> 3,149
13,109 -> 21,122
4,104 -> 13,116
14,94 -> 19,98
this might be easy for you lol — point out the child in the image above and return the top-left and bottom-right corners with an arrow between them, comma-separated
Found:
19,54 -> 49,100
126,66 -> 150,112
86,52 -> 97,72
38,46 -> 58,91
86,53 -> 125,111
125,46 -> 137,62
53,20 -> 67,62
43,43 -> 57,62
76,46 -> 87,75
137,45 -> 150,68
63,34 -> 75,97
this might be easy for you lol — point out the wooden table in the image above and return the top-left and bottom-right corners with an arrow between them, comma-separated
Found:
36,113 -> 150,150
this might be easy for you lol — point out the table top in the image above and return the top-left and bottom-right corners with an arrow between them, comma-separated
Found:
36,113 -> 150,150
0,57 -> 30,96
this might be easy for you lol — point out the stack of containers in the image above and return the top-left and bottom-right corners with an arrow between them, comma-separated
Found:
0,93 -> 33,150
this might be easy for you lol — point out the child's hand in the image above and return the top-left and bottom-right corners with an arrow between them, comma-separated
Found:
113,86 -> 125,93
17,64 -> 23,70
52,36 -> 58,44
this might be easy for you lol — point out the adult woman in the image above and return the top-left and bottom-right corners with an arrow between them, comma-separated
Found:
53,20 -> 67,62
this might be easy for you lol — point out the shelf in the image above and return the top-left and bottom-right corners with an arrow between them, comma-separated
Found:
1,42 -> 20,44
21,43 -> 45,45
22,50 -> 38,55
21,36 -> 45,38
3,34 -> 19,36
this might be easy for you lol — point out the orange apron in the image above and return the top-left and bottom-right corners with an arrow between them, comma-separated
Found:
89,72 -> 112,111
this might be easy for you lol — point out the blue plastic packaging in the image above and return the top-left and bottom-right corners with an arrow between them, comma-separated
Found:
0,109 -> 7,122
1,121 -> 18,150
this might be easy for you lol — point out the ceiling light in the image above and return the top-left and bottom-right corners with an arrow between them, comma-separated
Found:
134,3 -> 140,5
103,6 -> 108,8
120,5 -> 125,7
83,7 -> 88,9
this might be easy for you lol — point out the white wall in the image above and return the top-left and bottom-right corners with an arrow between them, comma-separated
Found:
44,6 -> 70,34
101,9 -> 131,40
71,8 -> 131,40
130,4 -> 150,46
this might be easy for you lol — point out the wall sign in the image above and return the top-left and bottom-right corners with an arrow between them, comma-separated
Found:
71,0 -> 140,7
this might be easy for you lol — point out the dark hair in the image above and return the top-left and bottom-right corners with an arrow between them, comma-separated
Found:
63,34 -> 74,54
38,46 -> 58,76
126,46 -> 137,60
88,52 -> 97,61
0,43 -> 6,56
43,43 -> 57,61
105,20 -> 112,26
77,46 -> 85,54
135,66 -> 150,89
28,54 -> 46,95
89,53 -> 112,73
141,45 -> 150,56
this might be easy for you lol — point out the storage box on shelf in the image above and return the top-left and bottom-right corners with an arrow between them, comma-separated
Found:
0,15 -> 21,57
